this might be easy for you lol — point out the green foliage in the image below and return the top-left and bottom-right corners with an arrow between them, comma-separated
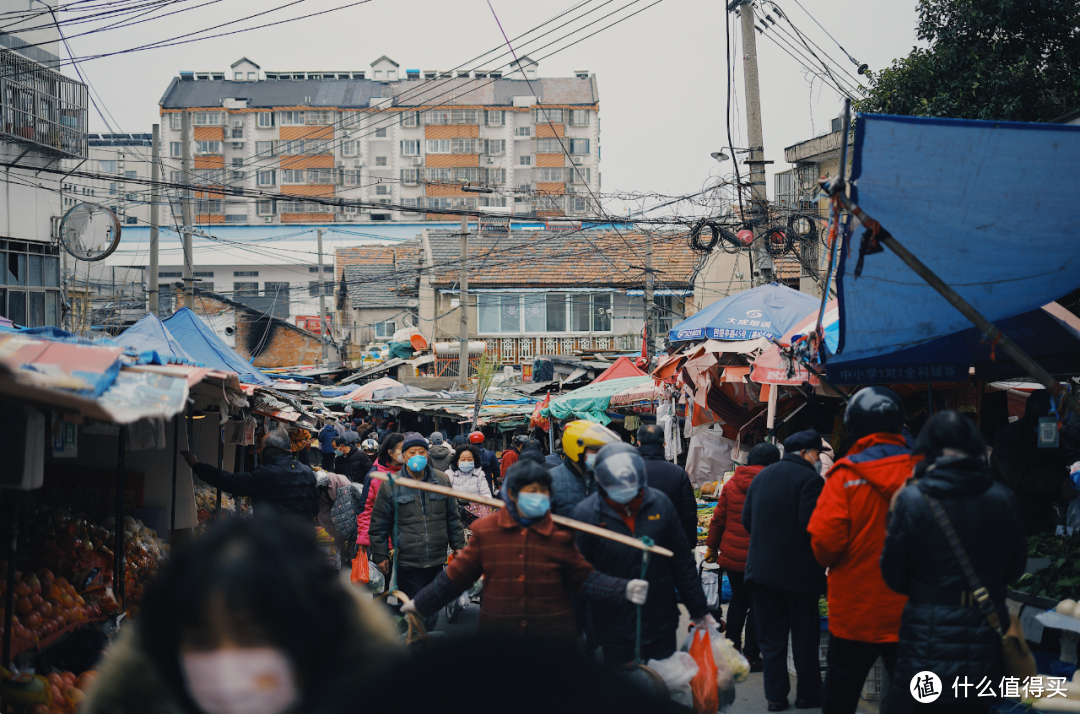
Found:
1012,533 -> 1080,600
856,0 -> 1080,122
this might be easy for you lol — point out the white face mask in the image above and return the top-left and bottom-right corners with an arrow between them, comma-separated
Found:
182,648 -> 299,714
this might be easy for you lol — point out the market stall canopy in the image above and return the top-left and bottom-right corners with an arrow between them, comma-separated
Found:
370,384 -> 438,400
541,375 -> 652,425
591,356 -> 647,383
608,379 -> 662,408
115,313 -> 202,366
835,113 -> 1080,362
162,308 -> 272,386
344,376 -> 402,401
667,283 -> 819,342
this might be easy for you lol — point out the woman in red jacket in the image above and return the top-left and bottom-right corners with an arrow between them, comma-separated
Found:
705,442 -> 780,671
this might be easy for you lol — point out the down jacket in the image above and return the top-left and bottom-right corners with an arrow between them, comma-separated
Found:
446,465 -> 493,500
881,455 -> 1026,711
192,452 -> 319,520
550,456 -> 595,517
368,463 -> 466,569
639,443 -> 698,546
705,464 -> 764,571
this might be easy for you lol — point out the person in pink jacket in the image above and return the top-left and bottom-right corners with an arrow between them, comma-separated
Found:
356,433 -> 404,549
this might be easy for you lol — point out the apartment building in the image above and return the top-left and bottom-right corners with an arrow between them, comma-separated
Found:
157,55 -> 601,225
0,0 -> 88,328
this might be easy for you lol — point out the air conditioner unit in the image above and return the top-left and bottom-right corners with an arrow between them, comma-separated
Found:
486,157 -> 494,164
353,159 -> 361,167
233,120 -> 243,127
337,161 -> 344,167
572,156 -> 583,165
411,157 -> 422,166
264,216 -> 273,223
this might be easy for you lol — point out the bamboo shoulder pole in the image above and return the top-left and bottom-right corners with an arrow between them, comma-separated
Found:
367,472 -> 675,558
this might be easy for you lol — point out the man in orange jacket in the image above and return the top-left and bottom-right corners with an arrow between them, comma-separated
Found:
808,387 -> 917,714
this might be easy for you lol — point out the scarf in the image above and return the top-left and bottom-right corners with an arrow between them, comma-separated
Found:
500,482 -> 537,528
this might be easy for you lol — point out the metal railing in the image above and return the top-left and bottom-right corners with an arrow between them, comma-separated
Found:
0,47 -> 87,158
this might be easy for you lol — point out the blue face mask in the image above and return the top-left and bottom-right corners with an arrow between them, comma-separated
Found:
584,452 -> 598,473
458,461 -> 475,473
605,484 -> 639,504
406,455 -> 427,473
516,492 -> 550,518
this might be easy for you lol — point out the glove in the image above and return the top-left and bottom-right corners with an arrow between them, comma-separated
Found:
400,599 -> 418,616
625,579 -> 649,605
704,547 -> 717,563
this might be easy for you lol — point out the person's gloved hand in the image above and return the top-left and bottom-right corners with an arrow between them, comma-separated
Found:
704,547 -> 717,563
400,600 -> 418,616
625,579 -> 649,605
691,613 -> 718,630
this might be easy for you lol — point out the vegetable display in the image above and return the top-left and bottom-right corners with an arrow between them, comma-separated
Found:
1012,533 -> 1080,601
0,666 -> 96,714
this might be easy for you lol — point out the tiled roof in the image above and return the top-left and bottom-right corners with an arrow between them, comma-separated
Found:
343,264 -> 416,309
773,255 -> 804,280
160,77 -> 596,109
426,231 -> 696,288
334,243 -> 419,282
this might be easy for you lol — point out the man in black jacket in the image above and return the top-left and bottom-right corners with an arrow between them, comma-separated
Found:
743,429 -> 826,712
573,442 -> 711,668
181,429 -> 319,520
333,431 -> 372,483
636,424 -> 698,547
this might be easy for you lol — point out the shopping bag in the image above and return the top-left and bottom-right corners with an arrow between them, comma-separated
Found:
686,626 -> 720,714
351,548 -> 370,585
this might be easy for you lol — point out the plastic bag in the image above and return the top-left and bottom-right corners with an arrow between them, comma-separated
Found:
713,633 -> 750,684
351,548 -> 370,585
368,561 -> 385,594
646,652 -> 699,708
721,573 -> 732,603
701,569 -> 720,611
684,626 -> 720,714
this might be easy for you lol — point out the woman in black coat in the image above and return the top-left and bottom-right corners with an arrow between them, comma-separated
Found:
881,411 -> 1026,714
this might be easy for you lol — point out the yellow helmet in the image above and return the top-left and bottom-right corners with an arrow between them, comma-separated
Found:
561,420 -> 621,465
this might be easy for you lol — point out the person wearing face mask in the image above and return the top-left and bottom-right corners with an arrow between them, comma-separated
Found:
82,509 -> 399,714
332,431 -> 372,484
741,429 -> 827,712
549,420 -> 621,518
181,430 -> 319,521
369,432 -> 465,627
445,444 -> 496,524
571,442 -> 711,668
807,386 -> 917,714
402,460 -> 648,641
354,433 -> 405,556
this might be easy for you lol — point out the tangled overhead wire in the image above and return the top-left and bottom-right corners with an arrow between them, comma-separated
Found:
688,211 -> 821,258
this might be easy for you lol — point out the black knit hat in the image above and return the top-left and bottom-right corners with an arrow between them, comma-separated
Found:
401,432 -> 428,453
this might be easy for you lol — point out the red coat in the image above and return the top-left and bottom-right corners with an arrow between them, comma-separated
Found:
443,508 -> 595,640
705,465 -> 763,572
500,449 -> 519,475
808,433 -> 917,643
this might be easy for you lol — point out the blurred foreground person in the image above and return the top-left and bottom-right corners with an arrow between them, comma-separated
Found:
83,510 -> 398,714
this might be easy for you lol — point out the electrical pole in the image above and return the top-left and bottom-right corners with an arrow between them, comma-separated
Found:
148,123 -> 160,315
458,214 -> 470,384
180,111 -> 195,308
738,1 -> 773,285
644,233 -> 655,367
317,228 -> 330,364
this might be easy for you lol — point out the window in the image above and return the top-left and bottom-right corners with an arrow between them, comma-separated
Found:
570,167 -> 591,184
255,140 -> 277,156
400,168 -> 419,184
233,282 -> 258,297
99,160 -> 117,173
569,138 -> 590,154
535,138 -> 563,153
196,199 -> 223,214
193,112 -> 223,126
279,140 -> 304,155
400,140 -> 420,156
234,72 -> 243,81
195,141 -> 222,154
277,111 -> 303,125
451,138 -> 480,154
546,293 -> 567,331
108,182 -> 117,195
308,281 -> 330,298
569,109 -> 590,126
159,271 -> 182,278
256,200 -> 275,215
374,321 -> 396,338
420,109 -> 479,125
169,113 -> 181,129
305,139 -> 332,154
373,70 -> 382,79
515,126 -> 531,137
248,72 -> 256,80
257,170 -> 277,186
281,169 -> 305,183
478,294 -> 521,333
306,168 -> 332,183
486,111 -> 504,126
307,266 -> 333,273
306,111 -> 333,125
170,142 -> 182,157
257,112 -> 274,128
401,112 -> 418,127
519,155 -> 531,166
232,158 -> 244,169
375,156 -> 387,166
474,292 -> 612,334
375,184 -> 389,195
572,293 -> 611,332
485,139 -> 505,155
535,167 -> 564,182
341,169 -> 361,185
231,127 -> 243,139
342,141 -> 359,156
234,271 -> 259,277
374,127 -> 387,137
425,139 -> 450,154
484,168 -> 506,184
531,107 -> 564,124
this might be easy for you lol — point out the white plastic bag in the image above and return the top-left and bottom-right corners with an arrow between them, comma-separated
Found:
645,651 -> 699,708
368,561 -> 385,594
713,632 -> 751,683
701,569 -> 720,611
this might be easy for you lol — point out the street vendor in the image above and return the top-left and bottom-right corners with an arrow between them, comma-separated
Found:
403,460 -> 649,641
181,429 -> 319,521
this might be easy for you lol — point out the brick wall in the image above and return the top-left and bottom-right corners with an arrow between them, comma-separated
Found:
193,293 -> 327,368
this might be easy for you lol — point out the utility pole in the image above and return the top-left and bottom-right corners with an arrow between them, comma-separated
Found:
148,123 -> 160,315
458,214 -> 469,384
644,233 -> 655,367
738,1 -> 773,285
180,111 -> 195,308
316,228 -> 330,364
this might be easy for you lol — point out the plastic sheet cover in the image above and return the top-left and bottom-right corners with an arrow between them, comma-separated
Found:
836,113 -> 1080,362
162,308 -> 272,385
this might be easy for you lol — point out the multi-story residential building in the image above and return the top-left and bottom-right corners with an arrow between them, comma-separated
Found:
0,0 -> 88,328
84,133 -> 156,228
156,55 -> 601,225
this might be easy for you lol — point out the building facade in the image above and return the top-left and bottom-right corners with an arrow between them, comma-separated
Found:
157,55 -> 601,227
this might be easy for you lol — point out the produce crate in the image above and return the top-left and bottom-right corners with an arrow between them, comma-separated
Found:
787,617 -> 829,675
862,657 -> 884,701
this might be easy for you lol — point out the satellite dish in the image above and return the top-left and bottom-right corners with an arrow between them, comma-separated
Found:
58,203 -> 121,261
406,298 -> 420,308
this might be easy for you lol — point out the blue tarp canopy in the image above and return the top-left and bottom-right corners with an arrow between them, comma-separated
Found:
162,308 -> 272,385
835,113 -> 1080,362
668,283 -> 820,342
115,313 -> 202,366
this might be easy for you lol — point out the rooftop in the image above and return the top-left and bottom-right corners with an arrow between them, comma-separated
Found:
342,263 -> 418,309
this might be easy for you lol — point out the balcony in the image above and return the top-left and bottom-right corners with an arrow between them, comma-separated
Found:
0,48 -> 88,158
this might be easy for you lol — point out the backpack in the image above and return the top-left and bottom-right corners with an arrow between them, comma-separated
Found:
329,482 -> 363,539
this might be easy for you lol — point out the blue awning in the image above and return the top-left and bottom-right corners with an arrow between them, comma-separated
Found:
115,313 -> 202,366
835,113 -> 1080,362
668,283 -> 820,342
162,308 -> 272,385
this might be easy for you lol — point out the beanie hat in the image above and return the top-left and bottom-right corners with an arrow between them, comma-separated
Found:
401,432 -> 428,453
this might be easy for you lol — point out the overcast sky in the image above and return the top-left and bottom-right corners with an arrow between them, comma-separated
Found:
64,0 -> 920,220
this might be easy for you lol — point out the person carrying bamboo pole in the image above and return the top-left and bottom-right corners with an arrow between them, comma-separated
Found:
402,460 -> 649,641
